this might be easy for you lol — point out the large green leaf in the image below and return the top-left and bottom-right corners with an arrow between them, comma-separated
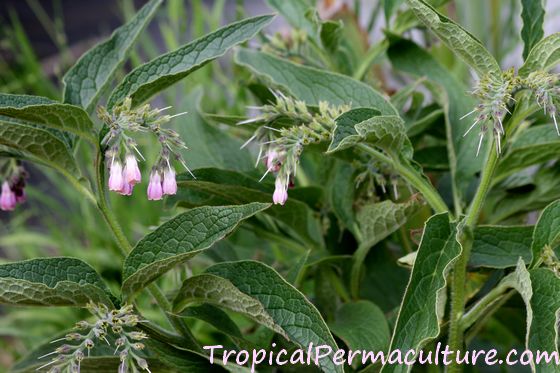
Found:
405,0 -> 501,78
381,213 -> 461,373
0,258 -> 114,307
328,301 -> 390,353
328,109 -> 412,159
0,93 -> 95,142
531,200 -> 560,264
172,274 -> 287,338
388,37 -> 480,201
206,260 -> 343,373
121,203 -> 269,298
527,268 -> 560,373
167,168 -> 324,249
519,33 -> 560,77
495,125 -> 560,183
235,49 -> 397,115
177,304 -> 243,340
470,225 -> 533,268
520,0 -> 545,60
108,15 -> 274,108
63,0 -> 162,111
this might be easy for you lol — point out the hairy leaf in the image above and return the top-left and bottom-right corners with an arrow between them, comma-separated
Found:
63,0 -> 162,111
0,258 -> 114,307
235,49 -> 396,115
122,203 -> 269,298
108,15 -> 274,108
531,200 -> 560,264
470,225 -> 533,268
405,0 -> 501,77
381,213 -> 461,373
521,0 -> 545,60
206,260 -> 343,373
172,274 -> 287,338
519,33 -> 560,76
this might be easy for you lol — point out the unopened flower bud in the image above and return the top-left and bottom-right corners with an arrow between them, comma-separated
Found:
0,181 -> 16,211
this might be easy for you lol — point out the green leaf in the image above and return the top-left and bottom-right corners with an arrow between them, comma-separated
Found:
177,304 -> 243,339
521,0 -> 545,60
381,213 -> 461,373
328,301 -> 390,352
519,33 -> 560,77
405,0 -> 501,78
351,197 -> 423,297
384,0 -> 406,23
235,49 -> 397,115
0,119 -> 80,178
0,258 -> 114,307
108,15 -> 274,109
531,200 -> 560,264
495,125 -> 560,182
328,109 -> 412,158
121,203 -> 269,298
206,260 -> 343,373
62,0 -> 162,111
266,0 -> 317,40
320,21 -> 343,53
327,161 -> 357,234
166,168 -> 324,249
172,274 -> 287,338
470,225 -> 533,268
527,268 -> 560,373
388,37 -> 480,201
0,93 -> 95,142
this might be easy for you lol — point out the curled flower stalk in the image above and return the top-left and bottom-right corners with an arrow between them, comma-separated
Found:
97,97 -> 193,200
38,303 -> 150,373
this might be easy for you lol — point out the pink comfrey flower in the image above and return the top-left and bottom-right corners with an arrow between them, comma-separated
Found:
108,160 -> 124,192
0,181 -> 16,211
119,182 -> 134,196
123,154 -> 141,185
162,167 -> 177,195
265,149 -> 282,172
273,177 -> 288,205
147,171 -> 163,200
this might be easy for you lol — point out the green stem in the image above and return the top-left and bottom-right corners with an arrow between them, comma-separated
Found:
357,144 -> 449,214
447,142 -> 500,373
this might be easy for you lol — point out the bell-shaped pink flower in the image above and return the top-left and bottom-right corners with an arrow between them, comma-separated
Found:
272,177 -> 288,205
0,181 -> 17,211
162,167 -> 177,195
119,182 -> 134,196
108,160 -> 124,192
265,149 -> 283,173
123,154 -> 141,185
147,171 -> 163,201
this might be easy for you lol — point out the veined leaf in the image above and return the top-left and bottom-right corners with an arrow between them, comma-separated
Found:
121,203 -> 269,298
177,304 -> 243,340
0,258 -> 115,307
108,15 -> 274,109
521,0 -> 545,60
63,0 -> 163,111
235,49 -> 397,115
0,93 -> 95,142
206,260 -> 343,373
519,33 -> 560,77
405,0 -> 501,78
381,213 -> 462,373
531,200 -> 560,264
470,225 -> 533,268
172,274 -> 287,338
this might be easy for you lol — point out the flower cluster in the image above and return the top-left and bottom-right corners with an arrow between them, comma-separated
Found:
0,160 -> 28,211
354,159 -> 406,200
38,302 -> 150,373
463,68 -> 560,155
98,98 -> 193,201
241,92 -> 349,205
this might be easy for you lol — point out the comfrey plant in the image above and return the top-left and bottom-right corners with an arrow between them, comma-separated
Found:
3,1 -> 560,373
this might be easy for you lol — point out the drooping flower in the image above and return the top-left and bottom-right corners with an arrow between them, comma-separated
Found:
0,181 -> 16,211
123,154 -> 141,185
264,148 -> 284,173
273,176 -> 288,205
162,167 -> 177,195
108,160 -> 124,192
119,182 -> 134,196
147,170 -> 163,200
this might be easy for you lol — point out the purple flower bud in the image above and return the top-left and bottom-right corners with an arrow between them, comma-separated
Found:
0,181 -> 16,211
108,161 -> 124,192
162,167 -> 177,195
123,154 -> 141,185
147,171 -> 163,201
272,178 -> 288,205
